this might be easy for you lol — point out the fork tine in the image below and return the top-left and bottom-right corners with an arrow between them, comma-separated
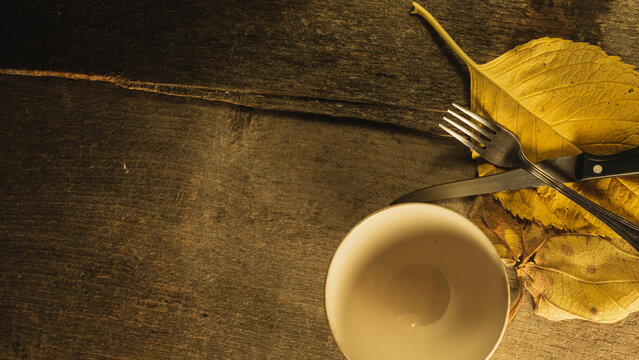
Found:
446,109 -> 493,138
451,103 -> 498,131
442,116 -> 485,144
439,124 -> 484,154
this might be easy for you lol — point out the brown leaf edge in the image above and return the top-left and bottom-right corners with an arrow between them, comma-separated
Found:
509,237 -> 554,321
508,274 -> 524,322
469,195 -> 555,321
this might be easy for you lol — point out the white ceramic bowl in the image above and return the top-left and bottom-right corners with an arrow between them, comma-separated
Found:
325,203 -> 509,360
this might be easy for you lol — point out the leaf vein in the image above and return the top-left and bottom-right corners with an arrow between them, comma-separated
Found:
528,263 -> 639,284
517,81 -> 639,100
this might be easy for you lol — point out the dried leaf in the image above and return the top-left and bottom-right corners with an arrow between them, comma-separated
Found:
411,2 -> 639,322
470,196 -> 639,323
468,195 -> 548,266
496,178 -> 639,241
412,2 -> 639,238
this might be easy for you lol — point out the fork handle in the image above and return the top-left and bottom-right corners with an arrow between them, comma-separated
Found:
518,155 -> 639,252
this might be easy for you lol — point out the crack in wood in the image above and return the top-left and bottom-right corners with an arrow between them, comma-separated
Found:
0,68 -> 446,132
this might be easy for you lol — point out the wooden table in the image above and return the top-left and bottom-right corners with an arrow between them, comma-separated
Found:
2,1 -> 638,358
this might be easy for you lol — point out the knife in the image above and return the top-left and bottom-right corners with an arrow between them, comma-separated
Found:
392,147 -> 639,204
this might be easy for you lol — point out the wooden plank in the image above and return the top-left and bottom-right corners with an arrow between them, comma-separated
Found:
2,1 -> 638,130
0,74 -> 473,359
3,1 -> 639,358
2,74 -> 639,359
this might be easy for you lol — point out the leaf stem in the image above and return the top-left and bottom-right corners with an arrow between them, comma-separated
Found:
411,2 -> 478,70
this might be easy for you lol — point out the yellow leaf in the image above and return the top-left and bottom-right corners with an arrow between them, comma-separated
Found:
496,177 -> 639,240
523,233 -> 639,323
411,2 -> 639,238
469,196 -> 639,323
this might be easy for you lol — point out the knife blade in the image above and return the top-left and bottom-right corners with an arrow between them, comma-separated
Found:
392,147 -> 639,204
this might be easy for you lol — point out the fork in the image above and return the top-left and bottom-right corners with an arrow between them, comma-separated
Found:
441,103 -> 639,252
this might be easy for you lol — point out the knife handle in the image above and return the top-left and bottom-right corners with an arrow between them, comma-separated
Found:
579,147 -> 639,180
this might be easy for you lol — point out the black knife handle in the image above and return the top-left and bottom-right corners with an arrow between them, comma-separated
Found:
578,147 -> 639,180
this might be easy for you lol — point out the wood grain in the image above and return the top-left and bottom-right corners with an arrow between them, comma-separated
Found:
3,73 -> 639,360
2,0 -> 638,131
0,74 -> 474,359
2,0 -> 639,358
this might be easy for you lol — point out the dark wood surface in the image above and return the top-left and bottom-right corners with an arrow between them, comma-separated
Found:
0,74 -> 475,359
2,0 -> 638,131
2,1 -> 639,359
